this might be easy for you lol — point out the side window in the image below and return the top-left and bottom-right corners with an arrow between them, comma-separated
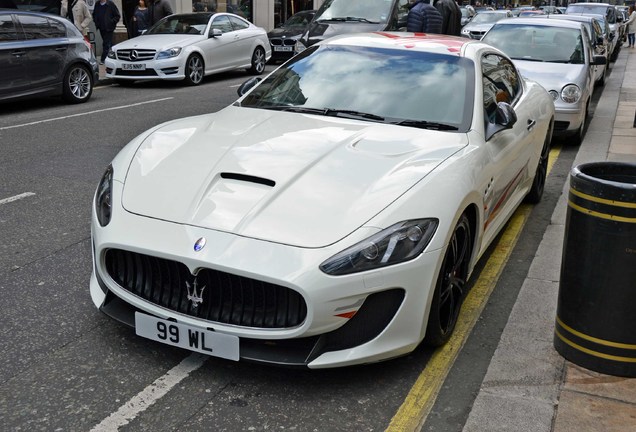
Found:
47,18 -> 67,38
0,14 -> 18,42
482,53 -> 521,123
229,15 -> 249,31
17,15 -> 55,39
210,15 -> 233,34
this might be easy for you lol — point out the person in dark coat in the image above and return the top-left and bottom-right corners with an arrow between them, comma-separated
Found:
407,0 -> 443,34
93,0 -> 121,64
434,0 -> 461,36
148,0 -> 173,25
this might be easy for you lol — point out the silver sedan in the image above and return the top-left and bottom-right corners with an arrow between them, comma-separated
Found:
482,18 -> 606,144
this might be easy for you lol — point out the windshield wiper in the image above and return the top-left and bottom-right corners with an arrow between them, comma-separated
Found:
323,109 -> 386,121
259,105 -> 329,115
317,16 -> 380,24
392,119 -> 459,131
511,56 -> 545,62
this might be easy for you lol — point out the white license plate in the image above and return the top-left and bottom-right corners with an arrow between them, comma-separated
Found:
274,46 -> 293,52
135,312 -> 239,361
122,63 -> 146,70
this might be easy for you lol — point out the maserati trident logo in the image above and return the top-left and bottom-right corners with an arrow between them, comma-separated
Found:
186,278 -> 206,308
194,237 -> 206,252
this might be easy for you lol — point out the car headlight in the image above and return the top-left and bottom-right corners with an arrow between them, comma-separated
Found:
156,47 -> 182,59
294,40 -> 306,54
561,84 -> 581,104
461,28 -> 470,35
95,165 -> 113,227
320,219 -> 438,276
548,90 -> 559,101
107,50 -> 116,59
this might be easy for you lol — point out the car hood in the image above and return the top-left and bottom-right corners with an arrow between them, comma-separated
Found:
513,61 -> 588,92
267,26 -> 305,39
121,106 -> 467,248
464,23 -> 494,32
112,34 -> 203,50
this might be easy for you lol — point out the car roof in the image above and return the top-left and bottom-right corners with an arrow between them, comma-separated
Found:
541,14 -> 597,22
322,32 -> 473,56
497,17 -> 583,29
477,10 -> 510,14
567,2 -> 612,6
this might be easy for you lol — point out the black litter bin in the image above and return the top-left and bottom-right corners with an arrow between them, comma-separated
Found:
555,162 -> 636,377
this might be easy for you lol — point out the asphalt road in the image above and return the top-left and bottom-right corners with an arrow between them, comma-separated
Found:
0,67 -> 583,431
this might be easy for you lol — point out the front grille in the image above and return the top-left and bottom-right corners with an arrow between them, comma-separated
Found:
115,68 -> 158,76
270,38 -> 296,46
104,249 -> 307,329
469,31 -> 486,39
116,49 -> 156,61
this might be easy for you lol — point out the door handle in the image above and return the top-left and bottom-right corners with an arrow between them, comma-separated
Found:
527,119 -> 536,130
11,50 -> 26,57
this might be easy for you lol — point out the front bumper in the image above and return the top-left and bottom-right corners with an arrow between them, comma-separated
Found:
90,184 -> 444,368
553,104 -> 584,135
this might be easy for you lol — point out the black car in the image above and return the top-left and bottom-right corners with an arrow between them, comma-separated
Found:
295,0 -> 410,53
0,10 -> 98,104
268,9 -> 315,63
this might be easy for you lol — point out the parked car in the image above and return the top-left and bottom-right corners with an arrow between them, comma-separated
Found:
565,2 -> 622,61
460,10 -> 513,39
0,10 -> 98,104
538,14 -> 610,86
482,18 -> 606,144
90,32 -> 554,368
511,6 -> 535,17
518,10 -> 545,17
267,9 -> 315,63
294,0 -> 410,53
105,12 -> 271,85
539,6 -> 563,14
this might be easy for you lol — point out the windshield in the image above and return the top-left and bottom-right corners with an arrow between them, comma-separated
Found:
471,13 -> 508,24
147,14 -> 211,35
482,24 -> 585,64
240,45 -> 474,131
313,0 -> 393,24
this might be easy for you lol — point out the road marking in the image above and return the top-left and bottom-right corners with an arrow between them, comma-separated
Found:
386,145 -> 562,431
0,192 -> 36,205
0,98 -> 174,131
90,353 -> 207,432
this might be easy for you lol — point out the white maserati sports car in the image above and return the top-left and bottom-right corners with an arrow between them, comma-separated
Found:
105,12 -> 271,85
91,33 -> 555,368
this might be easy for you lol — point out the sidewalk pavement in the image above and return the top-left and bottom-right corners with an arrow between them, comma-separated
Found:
462,46 -> 636,432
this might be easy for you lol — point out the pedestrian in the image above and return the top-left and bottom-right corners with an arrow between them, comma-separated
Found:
132,0 -> 150,35
434,0 -> 462,36
61,0 -> 93,40
407,0 -> 443,34
92,0 -> 121,65
626,6 -> 636,48
148,0 -> 173,26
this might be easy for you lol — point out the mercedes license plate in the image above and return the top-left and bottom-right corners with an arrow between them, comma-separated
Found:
274,46 -> 293,52
122,63 -> 146,70
135,312 -> 239,361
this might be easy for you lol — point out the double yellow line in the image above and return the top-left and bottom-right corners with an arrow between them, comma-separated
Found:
387,146 -> 562,431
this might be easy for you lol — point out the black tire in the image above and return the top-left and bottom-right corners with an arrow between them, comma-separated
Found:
248,47 -> 266,75
184,54 -> 204,86
525,123 -> 552,204
62,64 -> 93,103
424,213 -> 472,347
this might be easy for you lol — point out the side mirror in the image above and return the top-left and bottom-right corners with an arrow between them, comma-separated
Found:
237,77 -> 262,97
596,36 -> 605,46
486,102 -> 517,139
591,55 -> 607,66
209,28 -> 222,38
609,32 -> 615,41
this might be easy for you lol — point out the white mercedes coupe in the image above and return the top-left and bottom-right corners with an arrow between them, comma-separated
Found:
105,12 -> 271,85
91,33 -> 555,368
